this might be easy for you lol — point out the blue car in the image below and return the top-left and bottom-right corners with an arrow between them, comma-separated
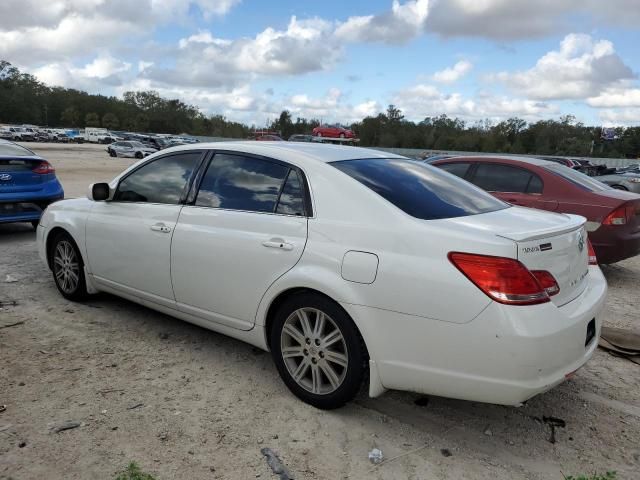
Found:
0,139 -> 64,228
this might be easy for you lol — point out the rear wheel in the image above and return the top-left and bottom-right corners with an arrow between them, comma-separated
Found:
109,149 -> 117,157
270,293 -> 366,409
49,232 -> 87,301
135,151 -> 144,159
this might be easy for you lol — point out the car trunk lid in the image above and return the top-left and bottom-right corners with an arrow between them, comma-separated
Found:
0,157 -> 46,193
445,206 -> 589,306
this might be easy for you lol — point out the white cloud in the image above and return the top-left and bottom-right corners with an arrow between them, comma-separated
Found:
0,0 -> 240,64
494,34 -> 635,100
425,0 -> 640,40
33,55 -> 132,89
432,60 -> 473,84
335,0 -> 430,44
144,17 -> 341,88
587,86 -> 640,108
284,89 -> 382,123
599,108 -> 640,127
392,83 -> 558,122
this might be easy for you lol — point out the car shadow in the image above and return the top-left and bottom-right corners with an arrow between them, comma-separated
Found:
0,222 -> 37,242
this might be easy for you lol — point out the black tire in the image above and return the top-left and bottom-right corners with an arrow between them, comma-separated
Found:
135,151 -> 144,159
49,231 -> 88,301
612,185 -> 628,191
109,149 -> 116,157
270,293 -> 367,409
31,219 -> 39,230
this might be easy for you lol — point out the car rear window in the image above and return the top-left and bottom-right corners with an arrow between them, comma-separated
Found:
544,164 -> 611,192
332,158 -> 508,220
0,143 -> 35,157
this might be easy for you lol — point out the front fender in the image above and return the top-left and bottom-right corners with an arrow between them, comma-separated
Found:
40,198 -> 93,271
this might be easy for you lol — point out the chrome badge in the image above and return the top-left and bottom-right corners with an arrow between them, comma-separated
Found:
0,174 -> 12,181
577,232 -> 585,253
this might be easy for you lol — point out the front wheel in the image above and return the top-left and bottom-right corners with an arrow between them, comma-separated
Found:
270,293 -> 367,409
50,232 -> 88,301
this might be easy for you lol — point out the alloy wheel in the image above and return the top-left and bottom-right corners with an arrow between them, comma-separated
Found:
280,307 -> 349,395
53,240 -> 80,294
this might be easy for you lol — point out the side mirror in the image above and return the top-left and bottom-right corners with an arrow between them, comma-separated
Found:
88,182 -> 110,201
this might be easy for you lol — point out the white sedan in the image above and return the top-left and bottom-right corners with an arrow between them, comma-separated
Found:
107,141 -> 157,159
37,142 -> 607,409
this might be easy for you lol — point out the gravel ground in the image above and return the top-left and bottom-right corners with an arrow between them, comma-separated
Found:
1,143 -> 639,480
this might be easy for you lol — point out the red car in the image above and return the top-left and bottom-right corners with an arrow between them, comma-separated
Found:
312,124 -> 355,139
431,156 -> 640,264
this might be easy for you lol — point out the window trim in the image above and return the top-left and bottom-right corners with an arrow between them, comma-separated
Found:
187,150 -> 314,218
466,161 -> 545,195
111,150 -> 206,205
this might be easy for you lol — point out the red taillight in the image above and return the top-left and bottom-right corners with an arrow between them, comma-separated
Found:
602,204 -> 634,226
587,238 -> 597,265
448,252 -> 550,305
531,270 -> 560,297
32,161 -> 55,174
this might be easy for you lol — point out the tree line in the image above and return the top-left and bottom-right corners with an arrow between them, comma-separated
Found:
2,61 -> 638,158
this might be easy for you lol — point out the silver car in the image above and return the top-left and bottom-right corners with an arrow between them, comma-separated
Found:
595,172 -> 640,193
107,141 -> 157,159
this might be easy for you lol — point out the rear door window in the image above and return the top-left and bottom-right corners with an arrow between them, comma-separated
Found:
471,163 -> 542,194
437,162 -> 472,179
195,154 -> 290,213
275,169 -> 305,216
332,158 -> 507,220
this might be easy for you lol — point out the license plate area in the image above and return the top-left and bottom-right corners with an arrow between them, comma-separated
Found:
585,318 -> 596,347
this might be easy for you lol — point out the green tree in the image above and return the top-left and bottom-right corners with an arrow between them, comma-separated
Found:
85,112 -> 100,127
60,106 -> 79,127
102,112 -> 119,130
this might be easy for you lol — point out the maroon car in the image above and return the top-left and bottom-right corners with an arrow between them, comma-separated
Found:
431,156 -> 640,264
312,124 -> 355,139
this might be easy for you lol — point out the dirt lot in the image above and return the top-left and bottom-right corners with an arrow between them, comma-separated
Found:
1,143 -> 639,479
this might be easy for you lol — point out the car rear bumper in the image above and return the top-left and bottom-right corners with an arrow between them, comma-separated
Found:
345,265 -> 607,405
0,194 -> 64,224
590,224 -> 640,263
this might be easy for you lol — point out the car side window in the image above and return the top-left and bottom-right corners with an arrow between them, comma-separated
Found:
113,152 -> 201,204
471,163 -> 541,194
195,154 -> 290,213
276,169 -> 305,216
438,162 -> 471,179
527,174 -> 543,194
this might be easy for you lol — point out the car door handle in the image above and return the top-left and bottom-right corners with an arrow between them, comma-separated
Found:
150,223 -> 172,233
262,240 -> 294,251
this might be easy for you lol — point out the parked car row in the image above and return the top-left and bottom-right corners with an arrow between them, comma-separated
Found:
0,125 -> 82,143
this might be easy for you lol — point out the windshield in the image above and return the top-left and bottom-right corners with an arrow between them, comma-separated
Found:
332,158 -> 508,220
544,164 -> 611,192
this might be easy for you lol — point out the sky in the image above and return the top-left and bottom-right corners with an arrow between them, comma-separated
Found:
1,0 -> 640,127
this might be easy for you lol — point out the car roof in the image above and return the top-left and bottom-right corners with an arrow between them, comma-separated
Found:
160,141 -> 405,164
438,154 -> 557,167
